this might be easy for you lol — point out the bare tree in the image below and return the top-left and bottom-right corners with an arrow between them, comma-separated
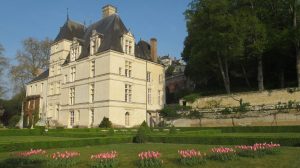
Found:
10,37 -> 52,92
0,44 -> 9,97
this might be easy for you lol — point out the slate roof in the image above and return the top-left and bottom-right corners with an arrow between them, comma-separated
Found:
28,69 -> 49,84
54,19 -> 85,42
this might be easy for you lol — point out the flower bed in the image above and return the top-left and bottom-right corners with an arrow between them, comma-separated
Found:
235,142 -> 280,157
209,147 -> 237,161
90,151 -> 118,168
178,149 -> 206,166
48,151 -> 80,168
138,151 -> 163,168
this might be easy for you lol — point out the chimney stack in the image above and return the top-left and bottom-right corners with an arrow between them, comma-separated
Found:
150,38 -> 158,63
102,5 -> 117,18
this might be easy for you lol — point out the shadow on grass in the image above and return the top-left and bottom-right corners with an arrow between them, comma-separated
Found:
0,157 -> 46,168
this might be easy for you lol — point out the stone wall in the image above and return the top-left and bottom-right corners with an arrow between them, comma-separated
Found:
185,88 -> 300,109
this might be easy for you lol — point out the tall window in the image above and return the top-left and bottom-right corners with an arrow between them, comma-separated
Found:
90,109 -> 94,127
51,65 -> 54,76
41,83 -> 44,92
50,83 -> 54,95
55,104 -> 59,120
125,61 -> 132,77
119,67 -> 122,75
124,40 -> 133,55
147,71 -> 151,82
56,82 -> 60,94
70,111 -> 75,127
125,112 -> 129,126
90,84 -> 95,103
90,61 -> 95,77
64,75 -> 68,84
69,87 -> 75,105
70,66 -> 76,82
125,84 -> 132,102
158,90 -> 161,105
147,88 -> 152,104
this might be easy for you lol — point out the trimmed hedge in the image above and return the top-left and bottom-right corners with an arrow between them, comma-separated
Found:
0,136 -> 133,152
147,135 -> 300,147
0,129 -> 43,136
176,126 -> 300,133
47,132 -> 107,138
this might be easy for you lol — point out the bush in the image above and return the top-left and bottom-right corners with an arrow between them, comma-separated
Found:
99,117 -> 112,128
134,121 -> 151,143
8,115 -> 20,128
169,126 -> 177,134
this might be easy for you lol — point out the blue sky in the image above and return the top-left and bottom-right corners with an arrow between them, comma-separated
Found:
0,0 -> 191,60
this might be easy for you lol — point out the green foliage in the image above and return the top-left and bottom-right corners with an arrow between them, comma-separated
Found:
99,117 -> 112,128
183,93 -> 201,103
134,121 -> 151,143
8,115 -> 20,128
169,126 -> 177,134
160,105 -> 191,120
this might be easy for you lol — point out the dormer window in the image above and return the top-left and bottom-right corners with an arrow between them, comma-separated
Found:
70,38 -> 82,62
122,32 -> 135,55
90,30 -> 101,56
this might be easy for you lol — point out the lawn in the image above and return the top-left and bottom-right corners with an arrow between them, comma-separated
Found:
0,136 -> 81,144
0,143 -> 299,168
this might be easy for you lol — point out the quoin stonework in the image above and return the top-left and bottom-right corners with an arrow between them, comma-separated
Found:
24,5 -> 165,128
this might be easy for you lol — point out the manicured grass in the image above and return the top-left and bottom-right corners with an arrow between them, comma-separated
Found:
0,136 -> 81,144
0,143 -> 299,168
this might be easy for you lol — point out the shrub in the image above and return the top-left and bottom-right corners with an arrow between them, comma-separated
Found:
8,115 -> 20,128
178,149 -> 206,166
138,151 -> 163,168
99,117 -> 112,128
90,151 -> 118,168
169,126 -> 177,134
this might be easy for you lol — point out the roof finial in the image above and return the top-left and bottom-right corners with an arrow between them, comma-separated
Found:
67,8 -> 69,21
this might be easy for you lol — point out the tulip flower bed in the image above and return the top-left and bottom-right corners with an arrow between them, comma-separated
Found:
90,151 -> 118,168
235,142 -> 280,158
11,149 -> 47,165
48,151 -> 80,168
178,149 -> 206,166
138,151 -> 163,168
209,147 -> 237,161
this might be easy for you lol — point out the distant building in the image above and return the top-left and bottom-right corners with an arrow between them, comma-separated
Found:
25,5 -> 165,128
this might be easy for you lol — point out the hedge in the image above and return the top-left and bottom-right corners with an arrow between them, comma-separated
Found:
0,136 -> 133,152
147,135 -> 300,147
47,132 -> 108,138
0,129 -> 43,136
176,126 -> 300,133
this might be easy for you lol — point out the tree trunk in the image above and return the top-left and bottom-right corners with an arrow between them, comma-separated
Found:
217,56 -> 231,94
257,55 -> 264,91
241,64 -> 251,88
293,1 -> 300,87
279,69 -> 285,88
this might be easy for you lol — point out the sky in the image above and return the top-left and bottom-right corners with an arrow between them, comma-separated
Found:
0,0 -> 191,59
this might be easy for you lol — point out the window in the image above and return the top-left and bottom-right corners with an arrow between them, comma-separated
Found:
70,39 -> 81,62
147,71 -> 151,82
56,82 -> 60,94
119,67 -> 122,75
69,87 -> 75,105
125,84 -> 132,102
55,104 -> 59,120
124,40 -> 133,55
70,111 -> 75,127
34,84 -> 37,94
50,83 -> 54,95
158,90 -> 161,105
64,75 -> 68,83
90,61 -> 95,77
30,85 -> 32,94
70,66 -> 76,82
147,88 -> 152,104
125,112 -> 129,126
159,74 -> 163,83
125,61 -> 132,77
51,65 -> 54,76
90,109 -> 94,127
76,110 -> 80,125
90,84 -> 94,103
41,83 -> 44,92
90,30 -> 101,55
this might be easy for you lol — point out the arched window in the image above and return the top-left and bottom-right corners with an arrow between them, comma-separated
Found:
125,112 -> 130,126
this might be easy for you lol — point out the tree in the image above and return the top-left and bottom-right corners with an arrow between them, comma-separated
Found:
291,0 -> 300,87
0,44 -> 8,97
10,37 -> 52,92
99,117 -> 112,128
183,0 -> 244,94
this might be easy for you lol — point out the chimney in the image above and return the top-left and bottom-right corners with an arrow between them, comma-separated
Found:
102,5 -> 117,18
150,38 -> 158,62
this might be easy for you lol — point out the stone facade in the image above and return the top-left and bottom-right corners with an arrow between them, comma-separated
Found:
26,5 -> 165,128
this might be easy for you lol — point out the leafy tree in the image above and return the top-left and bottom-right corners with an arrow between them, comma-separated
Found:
10,37 -> 52,93
0,44 -> 9,97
